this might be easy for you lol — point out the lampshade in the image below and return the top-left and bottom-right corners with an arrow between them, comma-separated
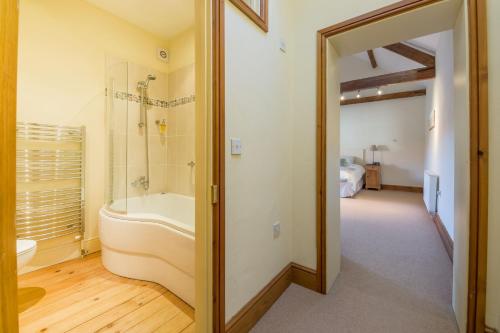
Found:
369,145 -> 378,152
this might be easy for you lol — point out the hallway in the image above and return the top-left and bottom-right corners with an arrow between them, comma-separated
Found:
252,190 -> 458,333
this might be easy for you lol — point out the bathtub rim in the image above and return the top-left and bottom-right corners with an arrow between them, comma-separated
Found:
100,205 -> 195,238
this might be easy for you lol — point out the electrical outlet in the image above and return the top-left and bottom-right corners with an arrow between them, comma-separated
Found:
273,221 -> 281,239
279,38 -> 287,53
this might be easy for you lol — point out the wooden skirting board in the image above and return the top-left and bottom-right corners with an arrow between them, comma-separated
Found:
433,213 -> 454,262
381,184 -> 423,193
291,263 -> 318,291
226,262 -> 317,333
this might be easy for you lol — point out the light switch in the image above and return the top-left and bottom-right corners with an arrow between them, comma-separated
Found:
273,221 -> 281,239
231,138 -> 242,155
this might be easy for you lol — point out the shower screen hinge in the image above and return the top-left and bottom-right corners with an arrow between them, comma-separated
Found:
211,185 -> 219,204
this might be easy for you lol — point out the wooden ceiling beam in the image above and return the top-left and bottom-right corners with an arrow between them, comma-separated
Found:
383,42 -> 435,67
340,67 -> 435,93
340,89 -> 426,106
367,50 -> 378,68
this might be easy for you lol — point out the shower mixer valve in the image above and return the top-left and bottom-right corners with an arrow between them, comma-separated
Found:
131,176 -> 149,190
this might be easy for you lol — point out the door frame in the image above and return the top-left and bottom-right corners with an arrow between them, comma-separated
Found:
316,1 -> 489,333
212,0 -> 226,332
0,0 -> 20,331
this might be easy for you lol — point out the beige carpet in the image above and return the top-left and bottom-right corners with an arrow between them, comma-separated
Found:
252,190 -> 458,333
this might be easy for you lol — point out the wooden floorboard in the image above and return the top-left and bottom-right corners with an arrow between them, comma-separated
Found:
18,253 -> 194,333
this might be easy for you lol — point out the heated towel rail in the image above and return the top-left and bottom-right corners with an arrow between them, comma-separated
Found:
16,123 -> 85,241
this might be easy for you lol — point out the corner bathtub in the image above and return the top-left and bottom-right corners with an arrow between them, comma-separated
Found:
99,193 -> 195,306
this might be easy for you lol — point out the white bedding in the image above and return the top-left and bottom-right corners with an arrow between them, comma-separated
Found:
340,164 -> 365,198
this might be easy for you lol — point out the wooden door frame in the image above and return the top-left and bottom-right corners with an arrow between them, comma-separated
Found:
212,0 -> 226,332
316,1 -> 489,332
0,0 -> 20,331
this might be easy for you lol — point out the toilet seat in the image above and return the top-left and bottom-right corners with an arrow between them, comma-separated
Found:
17,239 -> 37,271
17,239 -> 37,256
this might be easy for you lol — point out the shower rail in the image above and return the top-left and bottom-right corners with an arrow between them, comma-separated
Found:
16,122 -> 85,241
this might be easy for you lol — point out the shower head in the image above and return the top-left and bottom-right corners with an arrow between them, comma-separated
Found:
138,74 -> 157,89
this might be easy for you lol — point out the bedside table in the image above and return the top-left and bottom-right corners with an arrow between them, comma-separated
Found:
365,164 -> 381,190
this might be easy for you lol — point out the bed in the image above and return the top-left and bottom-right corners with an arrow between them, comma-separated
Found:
340,157 -> 365,198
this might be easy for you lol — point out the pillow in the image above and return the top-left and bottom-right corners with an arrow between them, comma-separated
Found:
340,157 -> 351,167
341,156 -> 354,166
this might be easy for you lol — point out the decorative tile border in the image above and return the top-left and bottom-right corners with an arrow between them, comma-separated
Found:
113,91 -> 195,109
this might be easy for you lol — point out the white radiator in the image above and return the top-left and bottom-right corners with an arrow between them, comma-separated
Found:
423,171 -> 439,213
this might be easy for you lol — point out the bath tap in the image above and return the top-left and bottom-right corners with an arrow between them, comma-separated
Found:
131,176 -> 149,190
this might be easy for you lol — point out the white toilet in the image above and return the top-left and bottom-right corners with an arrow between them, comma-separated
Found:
17,239 -> 37,270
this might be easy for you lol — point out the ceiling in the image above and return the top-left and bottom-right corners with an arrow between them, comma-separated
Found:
85,0 -> 194,40
408,33 -> 442,53
338,32 -> 443,100
328,0 -> 461,57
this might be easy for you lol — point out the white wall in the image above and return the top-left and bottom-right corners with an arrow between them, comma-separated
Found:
326,41 -> 341,290
452,4 -> 469,332
341,97 -> 427,187
224,0 -> 397,319
225,0 -> 294,321
425,30 -> 456,239
486,0 -> 500,329
168,28 -> 195,73
290,0 -> 396,271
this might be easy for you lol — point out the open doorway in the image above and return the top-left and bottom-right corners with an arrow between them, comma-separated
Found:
317,1 -> 488,332
337,29 -> 461,331
0,0 -> 213,331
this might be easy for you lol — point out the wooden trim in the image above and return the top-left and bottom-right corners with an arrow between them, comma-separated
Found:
225,262 -> 318,333
340,67 -> 435,93
318,0 -> 442,37
229,0 -> 268,32
467,1 -> 489,332
0,0 -> 19,331
383,42 -> 435,67
213,0 -> 226,332
226,264 -> 293,333
317,2 -> 488,332
291,263 -> 318,292
341,89 -> 426,106
381,184 -> 424,193
316,31 -> 328,293
433,213 -> 454,262
367,50 -> 378,68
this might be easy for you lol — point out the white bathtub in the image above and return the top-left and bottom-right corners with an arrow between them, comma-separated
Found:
99,193 -> 195,306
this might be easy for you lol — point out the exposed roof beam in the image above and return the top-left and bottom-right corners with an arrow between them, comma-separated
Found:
383,42 -> 435,67
341,89 -> 426,106
340,67 -> 435,93
367,50 -> 378,68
